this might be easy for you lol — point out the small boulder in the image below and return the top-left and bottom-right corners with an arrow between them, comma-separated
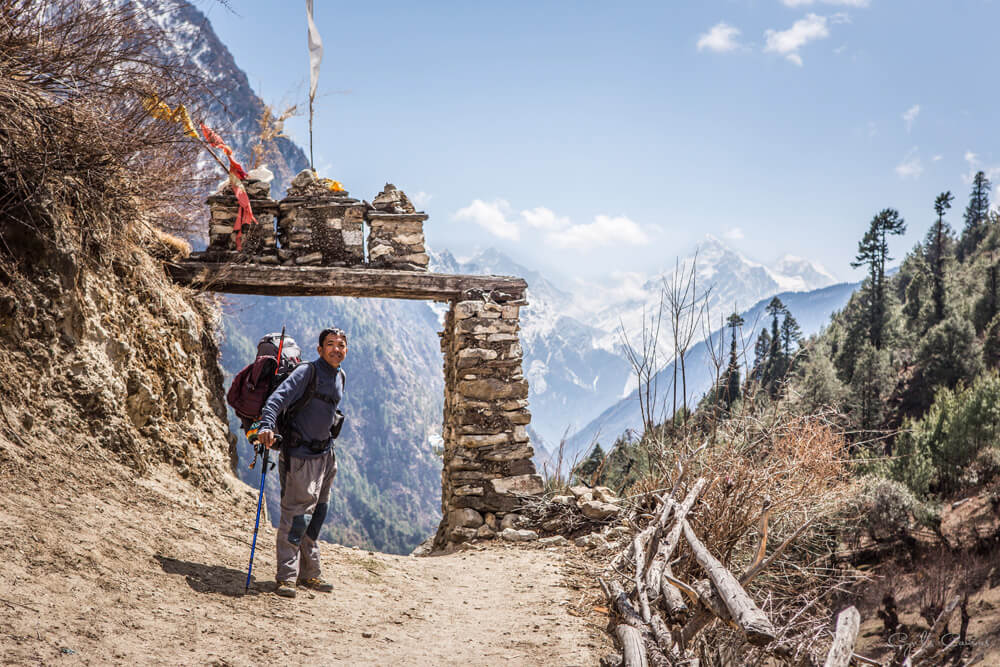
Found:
501,528 -> 538,542
593,486 -> 619,503
500,513 -> 523,531
450,527 -> 478,543
449,508 -> 484,529
538,535 -> 570,547
580,499 -> 620,521
476,524 -> 496,539
568,485 -> 592,499
551,495 -> 576,506
574,533 -> 609,549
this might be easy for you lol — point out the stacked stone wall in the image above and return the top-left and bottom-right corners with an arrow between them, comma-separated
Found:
434,291 -> 543,549
277,199 -> 365,266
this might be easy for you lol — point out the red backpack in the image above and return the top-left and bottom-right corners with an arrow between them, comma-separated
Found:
227,333 -> 303,426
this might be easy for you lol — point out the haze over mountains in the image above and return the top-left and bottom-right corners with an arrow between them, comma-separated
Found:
155,0 -> 860,553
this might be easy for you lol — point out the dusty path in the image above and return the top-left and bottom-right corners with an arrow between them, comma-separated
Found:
0,439 -> 610,666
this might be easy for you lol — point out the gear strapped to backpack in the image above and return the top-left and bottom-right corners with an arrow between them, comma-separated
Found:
227,333 -> 303,429
277,361 -> 346,453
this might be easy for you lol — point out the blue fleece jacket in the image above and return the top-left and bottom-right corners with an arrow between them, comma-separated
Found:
260,357 -> 344,458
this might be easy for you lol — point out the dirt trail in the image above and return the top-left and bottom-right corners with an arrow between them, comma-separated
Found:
0,439 -> 610,666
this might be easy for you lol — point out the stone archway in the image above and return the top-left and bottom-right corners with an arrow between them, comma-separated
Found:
168,262 -> 544,550
435,291 -> 543,549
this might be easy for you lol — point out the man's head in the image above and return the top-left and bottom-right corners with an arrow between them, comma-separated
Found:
317,328 -> 348,368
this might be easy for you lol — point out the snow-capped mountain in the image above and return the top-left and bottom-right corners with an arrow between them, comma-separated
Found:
590,236 -> 838,365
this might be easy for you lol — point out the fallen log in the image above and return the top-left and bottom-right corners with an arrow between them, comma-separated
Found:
648,479 -> 706,616
616,625 -> 648,667
679,514 -> 816,646
682,519 -> 776,646
822,606 -> 860,667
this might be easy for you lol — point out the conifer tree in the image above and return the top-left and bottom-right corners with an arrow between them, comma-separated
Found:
576,443 -> 605,483
958,171 -> 991,261
764,297 -> 787,394
973,261 -> 1000,334
750,328 -> 770,384
723,312 -> 744,406
851,208 -> 906,349
780,312 -> 802,357
925,191 -> 954,325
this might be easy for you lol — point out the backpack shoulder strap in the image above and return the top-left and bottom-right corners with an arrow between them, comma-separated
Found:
285,362 -> 317,419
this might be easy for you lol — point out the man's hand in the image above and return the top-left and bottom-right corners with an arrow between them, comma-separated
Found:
258,429 -> 278,449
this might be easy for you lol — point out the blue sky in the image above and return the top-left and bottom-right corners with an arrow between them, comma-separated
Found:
198,0 -> 1000,287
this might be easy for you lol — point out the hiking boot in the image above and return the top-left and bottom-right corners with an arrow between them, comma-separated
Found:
275,580 -> 297,598
297,577 -> 333,593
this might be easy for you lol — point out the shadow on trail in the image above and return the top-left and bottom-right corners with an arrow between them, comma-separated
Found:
155,554 -> 271,597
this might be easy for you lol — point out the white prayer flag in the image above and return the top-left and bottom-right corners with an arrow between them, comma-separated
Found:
306,0 -> 323,103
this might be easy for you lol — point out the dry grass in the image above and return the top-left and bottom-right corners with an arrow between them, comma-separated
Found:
0,0 -> 213,277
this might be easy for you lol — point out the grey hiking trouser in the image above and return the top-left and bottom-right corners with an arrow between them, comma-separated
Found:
276,449 -> 337,583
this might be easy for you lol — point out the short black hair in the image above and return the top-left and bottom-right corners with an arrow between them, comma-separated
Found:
319,328 -> 347,346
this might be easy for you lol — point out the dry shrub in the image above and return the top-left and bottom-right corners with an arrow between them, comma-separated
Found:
149,229 -> 192,261
614,410 -> 859,664
0,0 -> 213,279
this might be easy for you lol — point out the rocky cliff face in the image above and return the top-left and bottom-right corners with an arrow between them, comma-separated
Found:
0,222 -> 234,490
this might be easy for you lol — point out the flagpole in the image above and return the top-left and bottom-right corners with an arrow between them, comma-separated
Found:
306,0 -> 323,173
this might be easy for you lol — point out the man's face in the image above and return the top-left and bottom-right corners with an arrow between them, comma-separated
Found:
318,334 -> 348,368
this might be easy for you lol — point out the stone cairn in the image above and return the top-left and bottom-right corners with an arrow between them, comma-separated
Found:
205,175 -> 279,262
433,289 -> 544,550
277,169 -> 366,267
366,184 -> 429,271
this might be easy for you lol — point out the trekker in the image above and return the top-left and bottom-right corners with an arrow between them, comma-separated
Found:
257,327 -> 347,598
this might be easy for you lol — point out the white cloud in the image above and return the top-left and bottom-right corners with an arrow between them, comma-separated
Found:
521,206 -> 570,230
697,22 -> 742,53
781,0 -> 870,6
410,191 -> 432,208
764,14 -> 831,66
724,227 -> 745,241
895,148 -> 923,179
548,215 -> 649,250
932,154 -> 943,162
962,150 -> 1000,186
452,199 -> 520,241
902,104 -> 920,132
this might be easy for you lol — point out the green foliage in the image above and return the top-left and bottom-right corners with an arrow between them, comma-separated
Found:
574,442 -> 605,483
791,338 -> 847,414
972,262 -> 1000,334
958,171 -> 992,260
843,475 -> 917,543
847,341 -> 893,433
915,316 -> 983,393
850,208 -> 906,350
891,373 -> 1000,496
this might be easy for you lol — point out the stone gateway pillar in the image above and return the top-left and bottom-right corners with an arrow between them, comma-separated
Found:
434,290 -> 544,549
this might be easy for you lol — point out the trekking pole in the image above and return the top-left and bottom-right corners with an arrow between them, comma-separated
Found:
245,434 -> 280,593
245,327 -> 287,593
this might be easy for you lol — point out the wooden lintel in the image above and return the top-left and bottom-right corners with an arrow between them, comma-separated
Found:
165,261 -> 528,302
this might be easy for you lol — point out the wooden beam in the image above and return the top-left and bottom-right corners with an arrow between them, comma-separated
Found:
165,261 -> 528,301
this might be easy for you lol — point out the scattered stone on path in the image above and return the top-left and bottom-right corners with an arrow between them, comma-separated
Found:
501,528 -> 539,542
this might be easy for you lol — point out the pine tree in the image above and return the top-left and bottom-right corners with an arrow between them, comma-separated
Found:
576,443 -> 605,483
925,191 -> 954,325
750,328 -> 770,384
780,312 -> 802,357
958,171 -> 992,261
972,261 -> 1000,334
764,297 -> 787,395
850,208 -> 906,349
723,312 -> 744,407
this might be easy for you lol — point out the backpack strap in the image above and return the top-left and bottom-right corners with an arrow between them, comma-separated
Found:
285,361 -> 317,419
